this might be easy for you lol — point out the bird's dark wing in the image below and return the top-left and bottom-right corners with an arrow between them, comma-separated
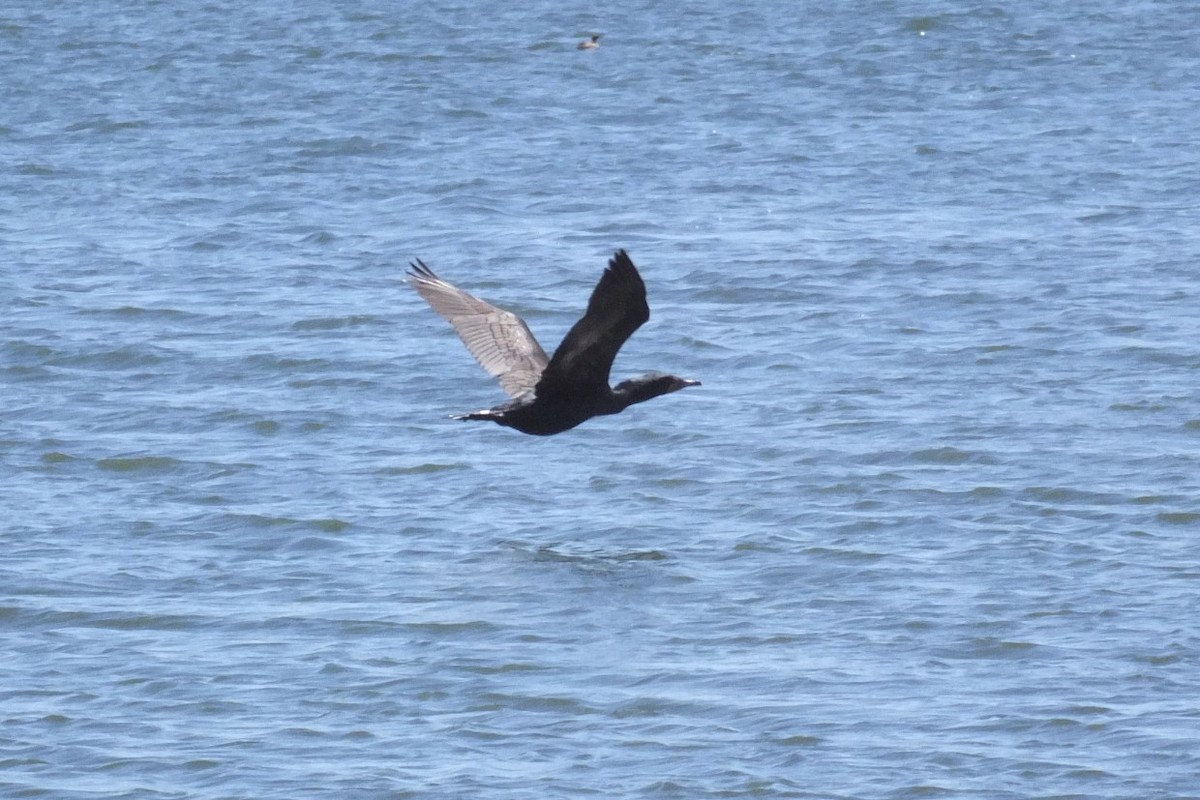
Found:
407,260 -> 549,399
537,250 -> 649,397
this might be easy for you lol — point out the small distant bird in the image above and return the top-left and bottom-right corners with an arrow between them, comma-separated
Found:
577,34 -> 601,50
407,250 -> 699,436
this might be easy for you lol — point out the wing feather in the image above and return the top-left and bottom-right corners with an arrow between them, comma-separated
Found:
537,250 -> 649,398
407,260 -> 549,399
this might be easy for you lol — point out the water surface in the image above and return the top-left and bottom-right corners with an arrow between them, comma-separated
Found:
4,1 -> 1200,797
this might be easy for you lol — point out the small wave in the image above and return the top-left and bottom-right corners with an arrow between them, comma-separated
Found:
378,462 -> 466,475
1157,511 -> 1200,525
291,314 -> 381,331
214,513 -> 351,533
64,117 -> 150,133
911,446 -> 977,465
96,455 -> 183,473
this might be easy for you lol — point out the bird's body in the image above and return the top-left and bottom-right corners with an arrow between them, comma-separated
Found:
577,34 -> 601,50
407,250 -> 698,435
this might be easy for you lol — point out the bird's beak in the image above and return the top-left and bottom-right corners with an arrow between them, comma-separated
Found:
682,379 -> 702,387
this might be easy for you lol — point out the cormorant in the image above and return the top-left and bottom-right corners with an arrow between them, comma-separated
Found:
577,34 -> 601,50
407,250 -> 699,436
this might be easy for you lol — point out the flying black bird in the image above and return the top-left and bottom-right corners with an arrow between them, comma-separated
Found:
407,250 -> 699,435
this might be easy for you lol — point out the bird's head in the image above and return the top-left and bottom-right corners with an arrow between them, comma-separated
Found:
613,372 -> 701,405
661,374 -> 701,393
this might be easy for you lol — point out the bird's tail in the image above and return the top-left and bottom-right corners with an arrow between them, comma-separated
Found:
450,409 -> 501,423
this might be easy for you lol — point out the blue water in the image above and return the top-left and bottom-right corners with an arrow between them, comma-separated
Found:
4,1 -> 1200,798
